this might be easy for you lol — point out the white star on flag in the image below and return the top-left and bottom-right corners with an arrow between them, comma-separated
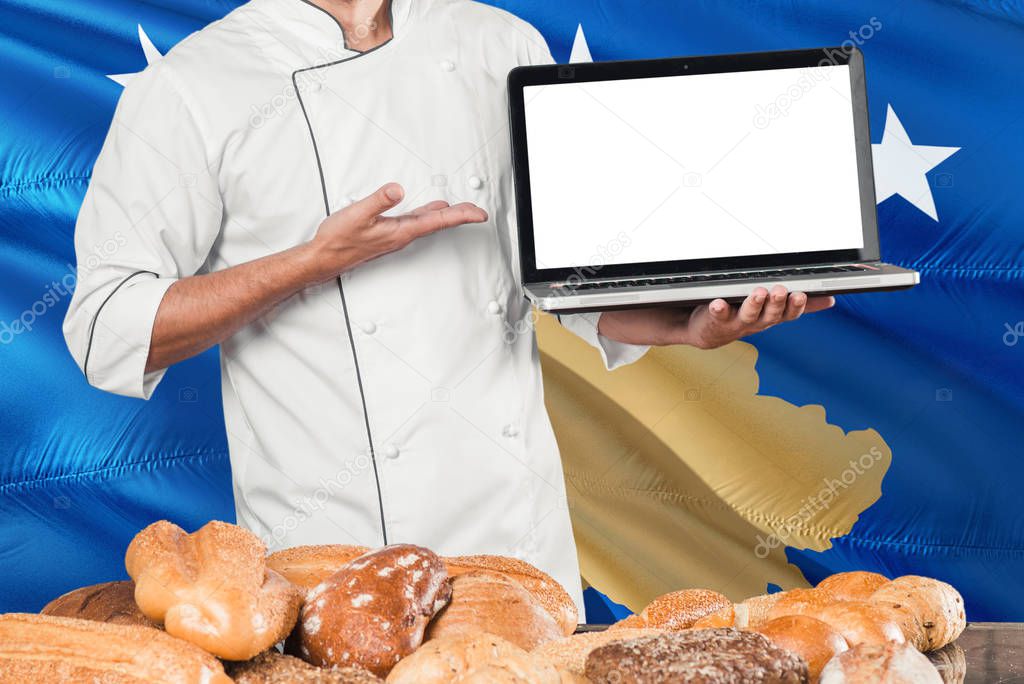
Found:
872,104 -> 960,221
107,25 -> 164,87
569,24 -> 593,63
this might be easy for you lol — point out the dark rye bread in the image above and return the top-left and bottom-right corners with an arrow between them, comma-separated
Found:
585,628 -> 809,683
41,580 -> 157,628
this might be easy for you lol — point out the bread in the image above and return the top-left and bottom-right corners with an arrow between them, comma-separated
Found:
768,588 -> 838,621
869,576 -> 965,651
692,604 -> 736,628
125,519 -> 302,660
387,633 -> 523,683
40,580 -> 157,628
297,544 -> 451,677
0,613 -> 230,683
228,650 -> 381,683
446,555 -> 578,635
741,593 -> 787,628
819,641 -> 942,683
755,615 -> 850,682
451,651 -> 564,683
806,601 -> 905,648
926,643 -> 966,684
633,588 -> 733,630
816,572 -> 890,602
267,544 -> 370,592
532,628 -> 665,675
426,570 -> 562,650
585,628 -> 809,683
609,613 -> 647,629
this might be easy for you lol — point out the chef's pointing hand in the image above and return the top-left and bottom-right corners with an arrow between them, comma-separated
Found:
310,182 -> 488,278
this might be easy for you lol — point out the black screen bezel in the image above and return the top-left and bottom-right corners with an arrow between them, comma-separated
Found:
507,47 -> 880,282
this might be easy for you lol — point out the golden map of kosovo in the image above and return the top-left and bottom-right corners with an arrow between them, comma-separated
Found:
536,313 -> 891,611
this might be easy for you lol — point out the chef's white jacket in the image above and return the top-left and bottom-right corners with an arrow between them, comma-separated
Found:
63,0 -> 648,613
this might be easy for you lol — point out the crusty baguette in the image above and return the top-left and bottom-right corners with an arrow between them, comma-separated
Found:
0,613 -> 230,683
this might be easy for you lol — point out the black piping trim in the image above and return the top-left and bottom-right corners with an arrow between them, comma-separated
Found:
291,6 -> 396,545
83,270 -> 158,382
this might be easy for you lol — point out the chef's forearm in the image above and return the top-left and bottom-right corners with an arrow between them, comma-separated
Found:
144,242 -> 329,373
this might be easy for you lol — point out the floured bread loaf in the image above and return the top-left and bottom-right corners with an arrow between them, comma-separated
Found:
446,555 -> 578,635
426,570 -> 562,650
297,544 -> 451,677
41,580 -> 156,628
533,627 -> 665,675
819,641 -> 942,683
0,613 -> 230,683
585,628 -> 809,683
756,615 -> 849,682
125,520 -> 302,660
228,650 -> 381,683
741,593 -> 787,628
267,544 -> 370,592
816,572 -> 890,602
869,576 -> 965,652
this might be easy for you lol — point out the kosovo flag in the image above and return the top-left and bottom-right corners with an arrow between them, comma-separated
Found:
1,0 -> 1022,623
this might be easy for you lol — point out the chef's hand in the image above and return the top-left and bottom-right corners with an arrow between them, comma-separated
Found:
309,182 -> 487,279
596,285 -> 835,349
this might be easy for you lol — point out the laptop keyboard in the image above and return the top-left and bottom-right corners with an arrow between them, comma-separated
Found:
560,264 -> 870,291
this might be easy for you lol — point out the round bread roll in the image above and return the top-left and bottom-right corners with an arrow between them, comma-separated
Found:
816,572 -> 890,602
608,613 -> 648,629
926,642 -> 966,684
445,555 -> 578,636
267,544 -> 370,592
806,601 -> 905,648
869,576 -> 965,652
41,580 -> 157,628
452,651 -> 563,683
585,628 -> 809,683
386,633 -> 524,684
0,613 -> 230,684
740,592 -> 786,628
756,615 -> 850,682
768,588 -> 838,621
298,544 -> 452,677
819,641 -> 942,683
125,520 -> 302,661
228,650 -> 381,683
532,628 -> 665,675
426,570 -> 562,650
635,588 -> 733,631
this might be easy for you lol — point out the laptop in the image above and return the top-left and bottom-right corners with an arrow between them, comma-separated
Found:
507,47 -> 918,313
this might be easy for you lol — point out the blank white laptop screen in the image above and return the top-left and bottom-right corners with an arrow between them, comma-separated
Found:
522,65 -> 865,270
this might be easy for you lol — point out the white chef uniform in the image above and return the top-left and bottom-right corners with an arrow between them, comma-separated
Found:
63,0 -> 648,614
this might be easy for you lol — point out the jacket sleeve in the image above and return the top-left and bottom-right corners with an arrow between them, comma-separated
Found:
63,62 -> 223,399
519,24 -> 650,371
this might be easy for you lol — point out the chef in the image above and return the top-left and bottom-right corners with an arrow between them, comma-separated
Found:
63,0 -> 832,613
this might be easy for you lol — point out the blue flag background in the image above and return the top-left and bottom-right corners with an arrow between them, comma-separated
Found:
1,0 -> 1022,620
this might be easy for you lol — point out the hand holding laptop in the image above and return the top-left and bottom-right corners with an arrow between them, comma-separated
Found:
597,285 -> 834,349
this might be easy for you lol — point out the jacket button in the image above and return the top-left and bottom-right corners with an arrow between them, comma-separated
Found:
502,424 -> 520,438
468,175 -> 484,190
486,301 -> 502,315
382,444 -> 400,459
359,321 -> 377,334
440,59 -> 455,72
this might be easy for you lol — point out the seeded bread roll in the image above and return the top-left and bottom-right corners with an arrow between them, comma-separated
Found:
426,570 -> 562,650
742,593 -> 787,628
805,601 -> 905,648
228,650 -> 381,683
298,544 -> 452,677
445,555 -> 578,635
768,588 -> 838,621
585,628 -> 809,683
125,520 -> 302,661
634,588 -> 733,631
869,576 -> 966,652
756,615 -> 850,682
0,613 -> 230,683
40,580 -> 157,628
532,628 -> 665,675
267,544 -> 370,592
819,641 -> 942,683
816,572 -> 890,602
